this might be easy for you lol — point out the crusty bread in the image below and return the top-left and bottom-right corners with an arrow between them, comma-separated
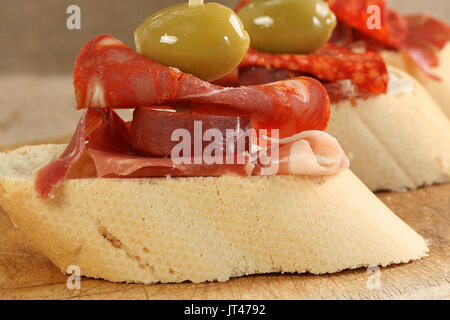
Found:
0,144 -> 428,284
381,43 -> 450,118
327,67 -> 450,192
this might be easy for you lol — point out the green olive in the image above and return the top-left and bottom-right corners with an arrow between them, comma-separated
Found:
238,0 -> 336,54
134,3 -> 250,82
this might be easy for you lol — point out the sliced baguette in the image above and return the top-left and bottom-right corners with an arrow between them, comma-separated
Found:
327,66 -> 450,192
0,144 -> 428,284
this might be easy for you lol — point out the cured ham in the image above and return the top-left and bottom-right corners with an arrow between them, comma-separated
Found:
34,109 -> 103,199
326,0 -> 450,80
405,15 -> 450,50
234,1 -> 392,100
238,66 -> 368,103
402,15 -> 450,80
327,0 -> 408,49
74,35 -> 330,138
256,130 -> 350,176
239,44 -> 389,95
86,110 -> 254,178
34,34 -> 349,200
35,109 -> 349,199
236,0 -> 450,84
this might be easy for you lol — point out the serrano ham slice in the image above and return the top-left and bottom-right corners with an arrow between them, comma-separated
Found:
73,35 -> 330,139
35,109 -> 349,199
86,110 -> 254,178
34,109 -> 103,199
89,150 -> 254,179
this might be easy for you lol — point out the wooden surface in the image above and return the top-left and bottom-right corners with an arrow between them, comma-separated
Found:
0,143 -> 448,300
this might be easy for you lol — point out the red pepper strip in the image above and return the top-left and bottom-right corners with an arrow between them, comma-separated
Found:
239,43 -> 389,95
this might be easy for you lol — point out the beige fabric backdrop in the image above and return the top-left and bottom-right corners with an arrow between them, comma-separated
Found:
0,0 -> 449,146
0,0 -> 449,75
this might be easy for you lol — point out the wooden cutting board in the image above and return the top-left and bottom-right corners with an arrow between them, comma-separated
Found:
0,142 -> 448,300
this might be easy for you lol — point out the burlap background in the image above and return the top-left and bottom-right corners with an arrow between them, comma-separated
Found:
0,0 -> 449,146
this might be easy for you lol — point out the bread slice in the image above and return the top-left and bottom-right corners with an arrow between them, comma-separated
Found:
381,44 -> 450,118
0,144 -> 428,284
327,67 -> 450,192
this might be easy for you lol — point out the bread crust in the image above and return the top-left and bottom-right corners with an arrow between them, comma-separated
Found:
327,67 -> 450,191
0,145 -> 428,284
